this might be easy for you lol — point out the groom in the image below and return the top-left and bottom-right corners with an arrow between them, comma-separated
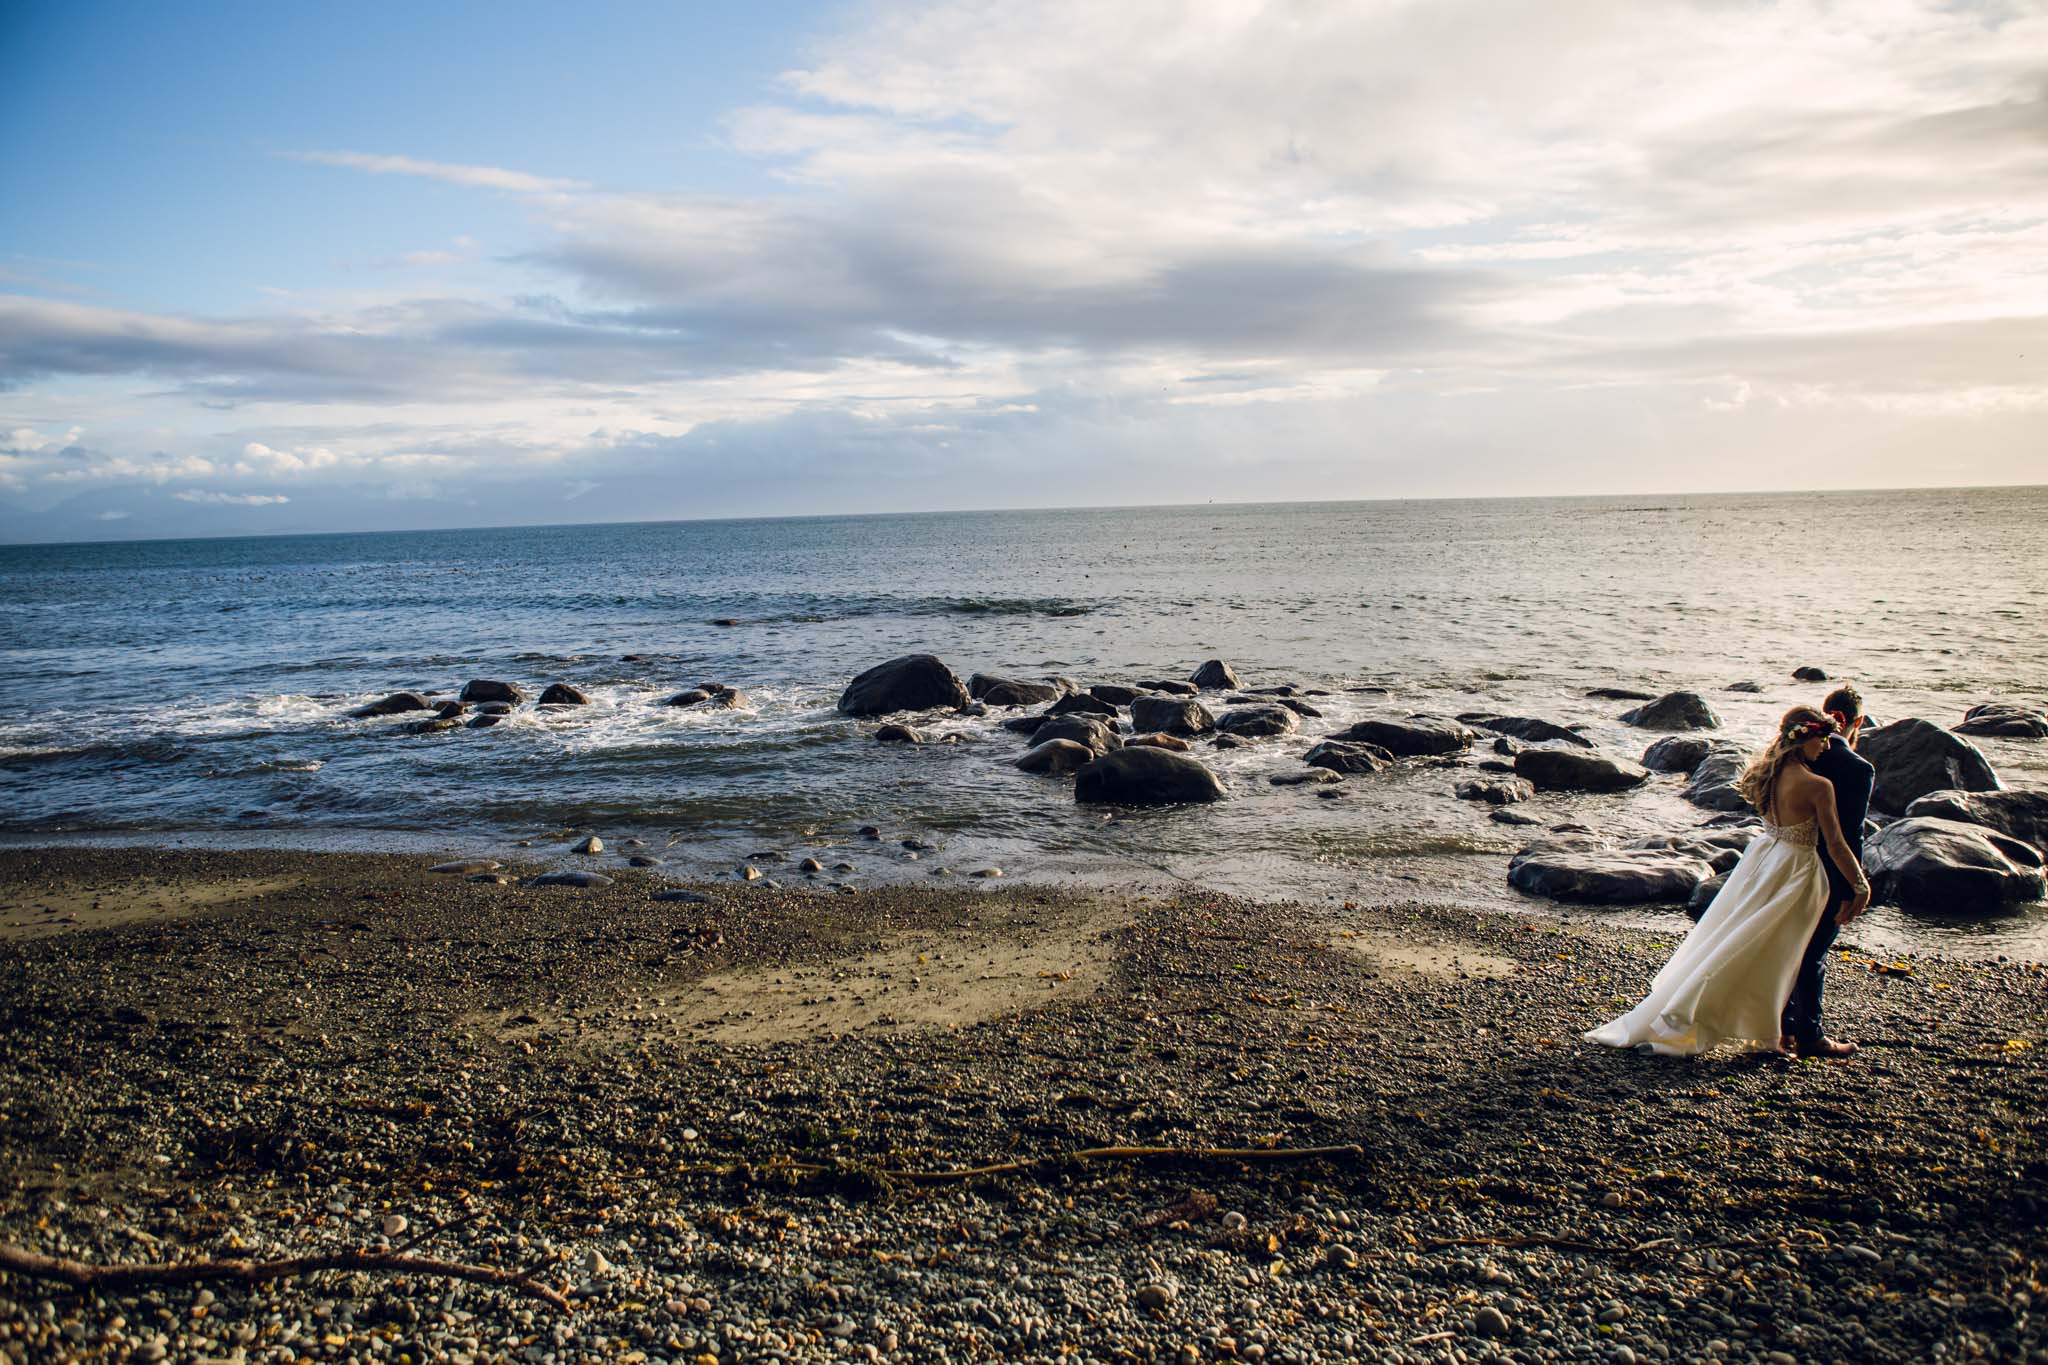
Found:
1781,684 -> 1875,1058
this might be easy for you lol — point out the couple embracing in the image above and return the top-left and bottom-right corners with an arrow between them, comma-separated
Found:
1588,686 -> 1875,1059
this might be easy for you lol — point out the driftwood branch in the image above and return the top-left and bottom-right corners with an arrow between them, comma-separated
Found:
0,1242 -> 571,1314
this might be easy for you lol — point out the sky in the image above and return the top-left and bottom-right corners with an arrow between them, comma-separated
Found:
1,0 -> 2044,542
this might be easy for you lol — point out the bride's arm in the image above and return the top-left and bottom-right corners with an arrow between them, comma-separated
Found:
1807,773 -> 1873,920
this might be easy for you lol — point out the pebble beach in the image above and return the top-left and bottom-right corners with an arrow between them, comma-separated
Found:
1,846 -> 2042,1364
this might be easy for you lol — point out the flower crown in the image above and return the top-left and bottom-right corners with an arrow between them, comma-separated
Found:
1784,715 -> 1838,743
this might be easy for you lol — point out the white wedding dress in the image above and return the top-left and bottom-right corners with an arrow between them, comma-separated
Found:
1585,817 -> 1828,1055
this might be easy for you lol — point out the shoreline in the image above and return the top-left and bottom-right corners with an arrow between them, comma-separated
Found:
0,846 -> 2042,1362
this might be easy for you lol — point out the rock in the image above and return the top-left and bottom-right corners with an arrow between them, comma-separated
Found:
537,683 -> 591,706
838,654 -> 970,717
1620,690 -> 1721,730
1585,686 -> 1656,700
573,835 -> 603,854
1459,714 -> 1593,748
1476,758 -> 1516,774
1046,691 -> 1118,717
1134,678 -> 1199,696
1271,768 -> 1343,786
1074,748 -> 1226,806
530,871 -> 612,888
467,712 -> 508,729
382,1214 -> 408,1238
1189,659 -> 1240,690
875,723 -> 926,744
351,691 -> 431,718
1491,737 -> 1519,756
1216,705 -> 1299,739
1303,740 -> 1395,774
969,673 -> 1061,706
1682,743 -> 1751,812
1474,1306 -> 1510,1340
459,679 -> 525,705
1903,788 -> 2048,850
1089,683 -> 1144,706
1273,697 -> 1324,718
433,700 -> 468,719
1513,747 -> 1650,793
1491,809 -> 1541,826
1726,679 -> 1765,693
1687,871 -> 1728,917
970,867 -> 1003,879
403,717 -> 463,735
739,865 -> 763,881
1137,1282 -> 1177,1311
665,683 -> 751,709
1955,702 -> 2048,738
429,859 -> 500,875
1210,733 -> 1248,750
1859,717 -> 2001,813
1508,843 -> 1715,905
664,688 -> 712,707
796,856 -> 824,873
1642,735 -> 1714,773
475,701 -> 514,714
1456,778 -> 1534,805
1793,665 -> 1829,681
1329,716 -> 1473,756
1031,715 -> 1124,757
1130,695 -> 1217,736
627,855 -> 661,867
1127,732 -> 1191,752
1865,817 -> 2046,912
1002,714 -> 1050,737
1017,738 -> 1096,775
651,889 -> 711,903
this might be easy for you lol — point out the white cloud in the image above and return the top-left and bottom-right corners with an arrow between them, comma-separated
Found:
294,150 -> 584,195
173,490 -> 290,506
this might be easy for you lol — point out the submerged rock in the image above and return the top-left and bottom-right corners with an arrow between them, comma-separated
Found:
1216,705 -> 1299,739
1859,717 -> 2001,814
1513,747 -> 1650,793
1329,715 -> 1473,756
1130,695 -> 1216,736
352,691 -> 431,718
1088,683 -> 1145,706
1046,691 -> 1119,717
1002,714 -> 1051,737
1303,740 -> 1395,774
1134,679 -> 1199,697
1585,686 -> 1656,701
875,723 -> 926,744
969,672 -> 1060,706
1017,738 -> 1095,775
1954,702 -> 2048,739
1189,659 -> 1241,690
1642,735 -> 1714,774
1508,842 -> 1716,905
1620,691 -> 1721,731
1793,665 -> 1829,681
429,859 -> 501,875
460,679 -> 525,705
537,682 -> 591,706
1074,747 -> 1226,805
1457,777 -> 1534,805
1030,715 -> 1123,757
1271,768 -> 1343,786
1866,817 -> 2046,912
837,654 -> 970,717
1459,714 -> 1593,748
1903,788 -> 2048,850
1127,732 -> 1191,752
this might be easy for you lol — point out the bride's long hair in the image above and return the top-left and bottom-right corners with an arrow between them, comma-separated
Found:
1735,706 -> 1838,818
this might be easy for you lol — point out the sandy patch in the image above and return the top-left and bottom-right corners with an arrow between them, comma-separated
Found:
1331,926 -> 1518,982
0,875 -> 305,941
485,898 -> 1131,1047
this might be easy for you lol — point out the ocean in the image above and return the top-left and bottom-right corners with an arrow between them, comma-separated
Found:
3,487 -> 2044,957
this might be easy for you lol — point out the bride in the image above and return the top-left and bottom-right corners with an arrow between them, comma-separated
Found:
1586,706 -> 1872,1056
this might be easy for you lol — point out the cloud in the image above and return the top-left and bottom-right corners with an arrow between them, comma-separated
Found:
172,490 -> 289,506
294,150 -> 584,194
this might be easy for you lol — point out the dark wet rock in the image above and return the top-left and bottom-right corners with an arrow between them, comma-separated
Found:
1127,732 -> 1191,752
1216,705 -> 1299,739
475,701 -> 514,715
352,691 -> 431,718
1865,817 -> 2046,912
837,654 -> 970,717
1017,738 -> 1095,775
1457,777 -> 1534,805
573,835 -> 603,854
1047,691 -> 1119,717
1273,697 -> 1323,719
1903,788 -> 2048,850
626,855 -> 662,867
1585,686 -> 1656,700
1304,740 -> 1395,774
1954,702 -> 2048,738
433,700 -> 468,720
969,673 -> 1061,707
1508,842 -> 1716,905
1513,747 -> 1650,793
1031,715 -> 1123,757
1726,680 -> 1765,693
1630,830 -> 1749,874
403,717 -> 464,736
429,859 -> 500,875
1088,683 -> 1144,707
1189,659 -> 1241,691
460,679 -> 525,705
1134,679 -> 1199,696
1687,871 -> 1729,917
1270,768 -> 1343,786
1793,665 -> 1829,681
1859,717 -> 2001,814
1001,714 -> 1051,737
1491,808 -> 1542,826
538,683 -> 591,707
665,688 -> 713,707
1476,759 -> 1517,774
651,888 -> 711,903
1330,715 -> 1474,756
1074,747 -> 1226,805
1642,735 -> 1714,774
875,723 -> 926,744
1209,733 -> 1249,750
1344,684 -> 1392,695
1459,714 -> 1593,748
1681,743 -> 1751,812
1491,736 -> 1520,756
1130,695 -> 1216,736
529,870 -> 614,888
1244,683 -> 1300,697
467,712 -> 508,730
1620,690 -> 1721,730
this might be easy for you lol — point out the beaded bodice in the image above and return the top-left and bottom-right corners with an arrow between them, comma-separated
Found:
1762,818 -> 1817,848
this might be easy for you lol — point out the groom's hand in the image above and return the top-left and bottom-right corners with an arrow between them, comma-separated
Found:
1837,888 -> 1871,924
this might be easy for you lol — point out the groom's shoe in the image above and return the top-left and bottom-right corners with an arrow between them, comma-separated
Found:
1794,1036 -> 1859,1059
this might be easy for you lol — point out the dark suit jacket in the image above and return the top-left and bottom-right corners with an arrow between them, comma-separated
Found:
1812,735 -> 1875,904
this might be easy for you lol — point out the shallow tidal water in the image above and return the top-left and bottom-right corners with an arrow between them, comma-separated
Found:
2,487 -> 2044,958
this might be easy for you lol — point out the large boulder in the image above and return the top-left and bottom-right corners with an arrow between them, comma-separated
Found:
1513,747 -> 1650,793
1681,744 -> 1751,813
1642,735 -> 1714,774
1189,660 -> 1241,691
1031,715 -> 1123,757
1330,716 -> 1473,757
460,679 -> 525,705
1620,691 -> 1721,731
1865,817 -> 2046,913
1858,717 -> 2001,814
976,677 -> 1062,708
537,682 -> 591,706
1089,683 -> 1145,707
1507,842 -> 1716,905
838,654 -> 970,717
1303,740 -> 1394,774
352,691 -> 431,718
1017,738 -> 1095,775
1459,715 -> 1593,749
1046,691 -> 1119,718
1902,789 -> 2048,853
1954,702 -> 2048,739
1074,747 -> 1226,806
1216,705 -> 1299,739
1131,695 -> 1216,736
